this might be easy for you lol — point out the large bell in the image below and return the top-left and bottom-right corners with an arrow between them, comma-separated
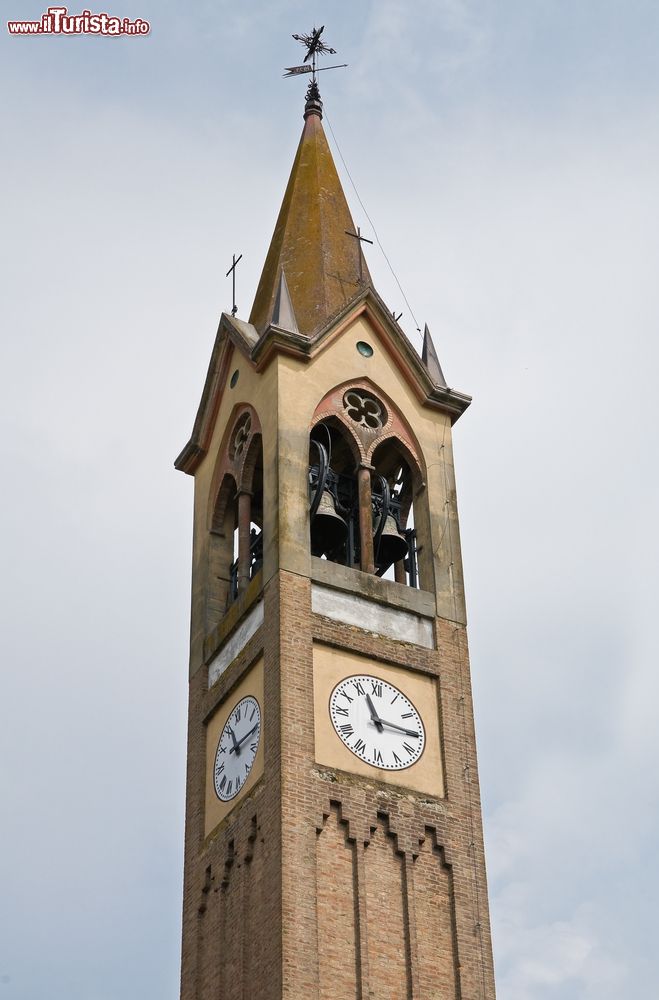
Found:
311,490 -> 349,557
375,514 -> 409,570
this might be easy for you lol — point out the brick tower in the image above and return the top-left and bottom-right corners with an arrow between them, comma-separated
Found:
176,83 -> 496,1000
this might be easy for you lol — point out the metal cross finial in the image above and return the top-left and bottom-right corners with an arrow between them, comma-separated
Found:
345,227 -> 373,285
225,253 -> 242,317
292,25 -> 336,69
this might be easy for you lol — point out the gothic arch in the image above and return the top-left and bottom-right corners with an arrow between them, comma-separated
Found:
311,377 -> 424,473
309,381 -> 429,587
205,403 -> 265,626
207,402 -> 263,531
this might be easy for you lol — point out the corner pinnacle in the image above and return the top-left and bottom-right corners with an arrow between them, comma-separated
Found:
422,324 -> 447,387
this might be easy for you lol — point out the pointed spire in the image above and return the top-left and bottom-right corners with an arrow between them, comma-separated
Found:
422,324 -> 447,387
270,269 -> 299,334
249,110 -> 371,338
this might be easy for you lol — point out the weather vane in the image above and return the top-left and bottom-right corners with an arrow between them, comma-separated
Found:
283,25 -> 347,86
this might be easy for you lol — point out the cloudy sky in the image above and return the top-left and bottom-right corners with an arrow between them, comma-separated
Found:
2,1 -> 658,997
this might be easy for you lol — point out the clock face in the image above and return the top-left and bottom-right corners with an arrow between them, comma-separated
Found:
213,695 -> 261,801
329,674 -> 425,771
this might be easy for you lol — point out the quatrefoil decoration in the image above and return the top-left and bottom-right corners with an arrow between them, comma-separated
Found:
343,390 -> 386,431
231,413 -> 252,459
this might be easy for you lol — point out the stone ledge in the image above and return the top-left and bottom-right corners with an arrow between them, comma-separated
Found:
204,570 -> 264,668
310,556 -> 436,618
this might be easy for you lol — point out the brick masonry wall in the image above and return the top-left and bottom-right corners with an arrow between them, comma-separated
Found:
180,577 -> 284,1000
180,568 -> 496,999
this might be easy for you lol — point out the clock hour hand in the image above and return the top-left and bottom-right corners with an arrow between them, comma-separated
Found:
365,693 -> 384,733
227,725 -> 241,756
378,718 -> 420,738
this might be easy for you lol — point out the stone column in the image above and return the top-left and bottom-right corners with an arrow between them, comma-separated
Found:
357,466 -> 375,575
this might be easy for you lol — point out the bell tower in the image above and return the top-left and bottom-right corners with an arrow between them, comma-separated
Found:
176,80 -> 496,1000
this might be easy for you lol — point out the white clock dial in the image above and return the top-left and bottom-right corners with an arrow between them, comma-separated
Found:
329,675 -> 425,771
213,695 -> 261,801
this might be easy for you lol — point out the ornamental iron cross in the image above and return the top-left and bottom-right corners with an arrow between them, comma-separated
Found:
225,253 -> 242,316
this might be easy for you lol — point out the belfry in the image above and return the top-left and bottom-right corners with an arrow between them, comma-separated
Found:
176,58 -> 496,1000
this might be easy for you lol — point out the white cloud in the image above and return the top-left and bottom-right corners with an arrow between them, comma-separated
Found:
495,888 -> 628,998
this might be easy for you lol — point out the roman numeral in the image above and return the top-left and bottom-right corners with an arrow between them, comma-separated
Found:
341,690 -> 354,703
371,681 -> 382,698
219,775 -> 227,790
226,779 -> 233,795
392,751 -> 402,765
236,775 -> 241,790
402,742 -> 416,755
335,706 -> 349,717
339,724 -> 354,737
374,749 -> 383,764
401,712 -> 413,719
354,738 -> 366,753
250,743 -> 257,753
215,763 -> 225,775
352,681 -> 365,696
391,693 -> 400,704
245,762 -> 250,774
218,745 -> 227,754
250,707 -> 256,721
234,706 -> 241,723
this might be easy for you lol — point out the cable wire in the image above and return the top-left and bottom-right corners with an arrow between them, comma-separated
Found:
324,111 -> 422,334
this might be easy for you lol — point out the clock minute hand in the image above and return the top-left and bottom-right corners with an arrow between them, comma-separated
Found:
365,693 -> 384,733
379,718 -> 420,738
236,723 -> 258,749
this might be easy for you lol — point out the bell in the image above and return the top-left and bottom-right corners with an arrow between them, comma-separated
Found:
375,514 -> 409,570
311,490 -> 349,557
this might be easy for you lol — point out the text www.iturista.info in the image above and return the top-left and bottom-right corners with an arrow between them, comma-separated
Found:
7,6 -> 150,35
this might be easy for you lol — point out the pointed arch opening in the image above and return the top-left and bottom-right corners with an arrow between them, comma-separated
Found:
205,407 -> 265,631
308,384 -> 432,590
240,433 -> 264,584
207,472 -> 239,628
371,436 -> 429,589
308,420 -> 360,569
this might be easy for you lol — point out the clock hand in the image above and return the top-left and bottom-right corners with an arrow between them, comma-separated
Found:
365,693 -> 384,733
230,722 -> 259,753
378,718 -> 420,738
227,725 -> 241,756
